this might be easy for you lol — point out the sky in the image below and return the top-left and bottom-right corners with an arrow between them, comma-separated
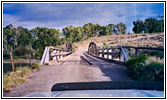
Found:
3,3 -> 164,33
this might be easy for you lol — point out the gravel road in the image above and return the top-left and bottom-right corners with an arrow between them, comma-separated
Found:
4,43 -> 133,97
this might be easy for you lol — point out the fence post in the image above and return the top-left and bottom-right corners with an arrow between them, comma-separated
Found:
102,49 -> 104,58
135,49 -> 139,57
112,48 -> 114,60
97,49 -> 99,57
107,48 -> 109,59
119,48 -> 121,61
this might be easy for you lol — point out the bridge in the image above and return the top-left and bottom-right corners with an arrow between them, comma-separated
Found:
41,41 -> 163,66
5,41 -> 164,97
38,41 -> 163,82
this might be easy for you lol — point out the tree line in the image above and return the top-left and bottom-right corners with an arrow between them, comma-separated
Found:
3,17 -> 163,71
133,18 -> 164,33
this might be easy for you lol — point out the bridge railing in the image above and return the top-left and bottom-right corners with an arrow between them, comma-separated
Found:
97,47 -> 121,60
122,46 -> 164,57
40,46 -> 72,65
88,42 -> 164,63
40,47 -> 50,65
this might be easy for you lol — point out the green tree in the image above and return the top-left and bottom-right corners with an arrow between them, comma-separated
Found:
31,27 -> 61,58
144,18 -> 160,33
132,19 -> 144,33
154,19 -> 164,33
73,26 -> 83,42
17,27 -> 32,47
92,24 -> 102,36
116,22 -> 126,34
3,24 -> 32,71
83,23 -> 94,38
62,25 -> 75,41
102,24 -> 114,35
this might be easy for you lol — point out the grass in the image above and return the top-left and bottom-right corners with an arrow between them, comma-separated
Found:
94,33 -> 164,48
3,63 -> 42,92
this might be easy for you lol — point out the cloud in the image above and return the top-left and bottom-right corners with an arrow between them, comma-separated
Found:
3,3 -> 164,32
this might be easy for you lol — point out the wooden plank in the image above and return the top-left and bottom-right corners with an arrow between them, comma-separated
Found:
107,48 -> 109,59
98,52 -> 119,56
101,49 -> 104,58
122,46 -> 164,51
51,52 -> 72,57
98,46 -> 164,51
49,46 -> 63,51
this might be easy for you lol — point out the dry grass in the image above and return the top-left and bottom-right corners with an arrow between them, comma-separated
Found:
3,66 -> 31,92
3,64 -> 42,92
55,33 -> 164,58
72,33 -> 164,49
148,56 -> 164,63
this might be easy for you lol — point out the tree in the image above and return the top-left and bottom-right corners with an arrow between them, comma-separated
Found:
102,24 -> 115,36
31,27 -> 61,58
144,18 -> 159,33
3,24 -> 32,71
92,24 -> 102,36
132,19 -> 144,33
73,26 -> 83,42
3,25 -> 16,72
83,23 -> 94,38
62,25 -> 74,41
17,27 -> 32,47
154,19 -> 164,33
116,22 -> 126,34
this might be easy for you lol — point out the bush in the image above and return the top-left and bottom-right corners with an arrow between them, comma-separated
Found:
125,55 -> 148,74
145,62 -> 164,82
125,55 -> 164,82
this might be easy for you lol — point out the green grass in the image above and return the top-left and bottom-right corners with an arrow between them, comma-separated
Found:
3,64 -> 42,92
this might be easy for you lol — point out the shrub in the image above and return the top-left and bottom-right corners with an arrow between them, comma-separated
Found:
145,62 -> 164,82
125,55 -> 164,82
125,55 -> 148,74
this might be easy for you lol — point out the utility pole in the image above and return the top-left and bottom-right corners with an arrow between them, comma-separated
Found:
158,15 -> 164,33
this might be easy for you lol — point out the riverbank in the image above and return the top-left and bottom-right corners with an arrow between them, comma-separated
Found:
3,59 -> 40,73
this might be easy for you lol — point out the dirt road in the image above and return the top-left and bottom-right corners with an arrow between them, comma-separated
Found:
4,43 -> 133,97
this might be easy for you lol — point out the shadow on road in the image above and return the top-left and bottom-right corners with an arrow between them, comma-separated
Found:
83,53 -> 134,81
